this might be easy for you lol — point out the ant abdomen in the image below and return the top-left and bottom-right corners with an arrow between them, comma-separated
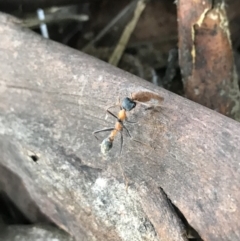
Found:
131,91 -> 164,103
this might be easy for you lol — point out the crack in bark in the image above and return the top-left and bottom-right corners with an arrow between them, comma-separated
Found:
158,187 -> 204,241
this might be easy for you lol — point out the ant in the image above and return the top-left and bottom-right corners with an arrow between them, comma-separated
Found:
93,91 -> 164,155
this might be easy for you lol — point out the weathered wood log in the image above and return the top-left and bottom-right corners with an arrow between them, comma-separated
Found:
0,12 -> 240,241
177,0 -> 240,120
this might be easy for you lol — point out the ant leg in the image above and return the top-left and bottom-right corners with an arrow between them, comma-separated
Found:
125,117 -> 138,124
122,123 -> 149,149
130,92 -> 134,100
106,97 -> 121,111
121,123 -> 132,138
106,109 -> 120,121
118,96 -> 123,110
145,105 -> 163,111
131,138 -> 155,150
93,128 -> 115,140
117,96 -> 122,110
104,111 -> 133,139
122,126 -> 153,150
122,124 -> 154,150
120,131 -> 123,155
106,104 -> 119,111
118,132 -> 129,191
134,100 -> 161,111
134,100 -> 151,107
107,108 -> 137,124
118,157 -> 129,192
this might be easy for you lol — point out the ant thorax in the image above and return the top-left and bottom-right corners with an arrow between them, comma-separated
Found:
122,97 -> 136,111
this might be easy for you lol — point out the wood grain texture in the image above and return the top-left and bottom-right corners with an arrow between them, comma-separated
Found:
0,12 -> 240,241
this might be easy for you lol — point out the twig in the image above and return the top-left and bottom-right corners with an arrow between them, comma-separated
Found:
82,0 -> 138,52
108,0 -> 147,66
22,14 -> 89,28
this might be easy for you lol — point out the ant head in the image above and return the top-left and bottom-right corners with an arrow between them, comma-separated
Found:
101,138 -> 113,155
122,97 -> 136,111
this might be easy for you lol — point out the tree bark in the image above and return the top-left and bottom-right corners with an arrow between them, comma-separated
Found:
177,0 -> 240,120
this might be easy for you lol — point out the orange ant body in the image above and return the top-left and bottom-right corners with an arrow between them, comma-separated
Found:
93,91 -> 164,155
109,109 -> 127,140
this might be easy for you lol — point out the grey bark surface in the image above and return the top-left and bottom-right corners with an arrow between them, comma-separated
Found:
0,224 -> 75,241
0,12 -> 240,241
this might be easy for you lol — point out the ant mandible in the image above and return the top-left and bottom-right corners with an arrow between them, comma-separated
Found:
93,91 -> 164,155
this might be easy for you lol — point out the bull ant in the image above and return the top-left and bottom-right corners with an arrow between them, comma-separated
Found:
93,91 -> 164,155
